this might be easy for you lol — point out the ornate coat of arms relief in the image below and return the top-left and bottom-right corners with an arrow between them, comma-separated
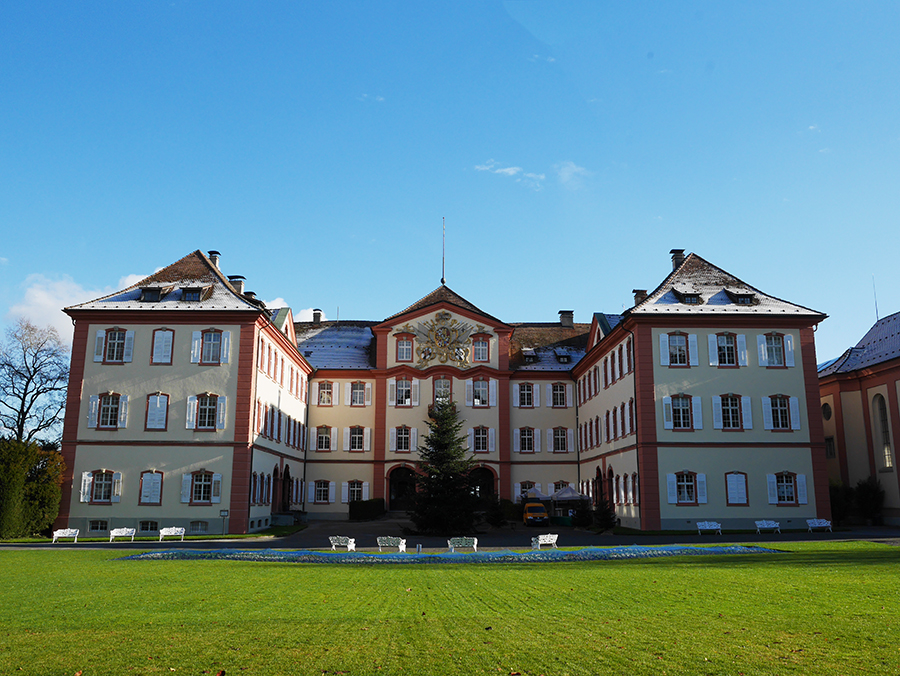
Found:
398,312 -> 486,369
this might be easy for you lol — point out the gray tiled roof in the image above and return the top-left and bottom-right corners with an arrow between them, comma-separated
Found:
629,253 -> 825,318
818,311 -> 900,377
295,322 -> 376,370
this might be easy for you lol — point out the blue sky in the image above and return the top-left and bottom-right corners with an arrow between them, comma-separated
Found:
1,1 -> 898,362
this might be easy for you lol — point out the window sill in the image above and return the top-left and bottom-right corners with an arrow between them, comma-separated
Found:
878,467 -> 895,473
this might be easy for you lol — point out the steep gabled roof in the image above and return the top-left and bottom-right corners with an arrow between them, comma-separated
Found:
628,252 -> 825,318
818,311 -> 900,377
384,285 -> 503,324
65,250 -> 262,313
294,321 -> 377,369
509,322 -> 590,371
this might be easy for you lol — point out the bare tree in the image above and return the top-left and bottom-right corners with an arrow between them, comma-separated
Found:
0,319 -> 70,443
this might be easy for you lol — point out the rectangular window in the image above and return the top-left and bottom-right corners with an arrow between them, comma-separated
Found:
519,383 -> 533,408
474,427 -> 489,452
197,395 -> 217,430
318,382 -> 333,406
317,427 -> 331,451
190,521 -> 208,534
725,472 -> 748,506
552,383 -> 566,408
553,428 -> 567,453
348,481 -> 363,502
721,395 -> 741,429
717,334 -> 736,366
92,472 -> 113,502
669,334 -> 688,365
519,428 -> 534,452
766,335 -> 785,367
201,331 -> 222,364
139,521 -> 158,532
396,379 -> 412,406
151,329 -> 174,364
397,338 -> 412,362
349,427 -> 365,451
473,380 -> 489,407
825,436 -> 836,459
106,330 -> 127,362
89,520 -> 108,532
99,394 -> 120,429
396,426 -> 410,452
315,480 -> 330,503
473,339 -> 489,362
192,473 -> 213,503
139,471 -> 163,505
350,382 -> 366,406
146,394 -> 169,430
672,396 -> 691,429
676,473 -> 695,504
776,474 -> 795,503
434,378 -> 451,404
771,397 -> 790,430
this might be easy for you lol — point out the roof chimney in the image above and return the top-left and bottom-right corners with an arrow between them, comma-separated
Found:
558,310 -> 574,328
313,309 -> 322,324
632,289 -> 648,305
228,275 -> 245,294
208,250 -> 221,269
669,249 -> 685,270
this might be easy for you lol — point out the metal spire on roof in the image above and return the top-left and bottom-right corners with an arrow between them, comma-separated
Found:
441,217 -> 446,285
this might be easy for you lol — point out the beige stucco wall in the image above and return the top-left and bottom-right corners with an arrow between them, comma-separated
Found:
819,393 -> 842,483
866,385 -> 900,513
840,391 -> 869,485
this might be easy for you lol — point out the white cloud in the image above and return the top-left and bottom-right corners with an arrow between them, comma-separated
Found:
264,297 -> 289,309
494,166 -> 522,176
294,307 -> 327,322
357,93 -> 385,103
475,159 -> 542,189
819,148 -> 832,153
555,161 -> 592,189
808,124 -> 820,132
0,257 -> 8,265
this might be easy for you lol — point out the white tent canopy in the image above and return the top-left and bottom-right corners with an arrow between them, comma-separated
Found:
522,486 -> 550,501
551,485 -> 588,501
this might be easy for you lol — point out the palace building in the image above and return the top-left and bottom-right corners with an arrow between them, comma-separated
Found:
55,248 -> 831,535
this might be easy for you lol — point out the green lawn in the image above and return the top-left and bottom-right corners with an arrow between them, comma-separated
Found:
1,541 -> 897,675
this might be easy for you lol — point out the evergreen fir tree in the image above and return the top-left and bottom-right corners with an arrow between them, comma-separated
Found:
593,480 -> 618,532
410,400 -> 478,534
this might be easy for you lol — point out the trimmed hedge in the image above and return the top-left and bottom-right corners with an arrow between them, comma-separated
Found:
349,497 -> 385,521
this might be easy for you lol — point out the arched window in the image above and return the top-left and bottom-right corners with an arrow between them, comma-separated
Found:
874,394 -> 893,469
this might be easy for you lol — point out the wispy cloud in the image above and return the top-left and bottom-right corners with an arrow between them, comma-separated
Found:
357,94 -> 385,103
475,160 -> 544,190
808,124 -> 821,132
555,161 -> 592,189
0,257 -> 8,265
819,148 -> 831,154
528,54 -> 555,64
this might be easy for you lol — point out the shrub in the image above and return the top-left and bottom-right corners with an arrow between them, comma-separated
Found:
855,476 -> 885,523
571,499 -> 594,528
828,480 -> 854,526
348,498 -> 385,521
485,496 -> 506,528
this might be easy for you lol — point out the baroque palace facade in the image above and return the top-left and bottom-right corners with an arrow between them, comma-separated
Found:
55,248 -> 831,534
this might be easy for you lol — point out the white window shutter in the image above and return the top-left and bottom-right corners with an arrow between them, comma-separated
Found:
328,481 -> 336,503
692,396 -> 703,430
308,481 -> 316,503
365,383 -> 372,406
94,330 -> 105,362
663,397 -> 673,430
785,334 -> 795,367
757,335 -> 768,366
311,382 -> 319,405
766,474 -> 778,503
697,474 -> 708,503
612,354 -> 618,382
220,331 -> 231,363
604,358 -> 610,385
186,396 -> 197,429
708,334 -> 718,366
513,428 -> 520,452
467,428 -> 474,450
191,331 -> 202,363
412,379 -> 420,406
331,428 -> 338,450
789,397 -> 801,430
123,331 -> 135,363
345,385 -> 352,406
547,429 -> 554,452
489,380 -> 497,407
535,484 -> 542,495
534,385 -> 540,407
546,384 -> 552,406
534,429 -> 541,453
666,474 -> 678,503
567,428 -> 574,453
153,330 -> 174,363
388,379 -> 396,406
117,395 -> 129,428
762,397 -> 774,430
211,473 -> 222,503
465,380 -> 473,407
619,407 -> 625,436
566,384 -> 573,407
410,427 -> 418,449
88,395 -> 99,428
797,474 -> 808,504
343,428 -> 350,451
390,427 -> 397,451
80,472 -> 93,502
341,482 -> 349,504
660,334 -> 670,366
332,383 -> 339,406
737,334 -> 748,366
364,427 -> 371,451
739,396 -> 752,429
688,335 -> 699,366
712,396 -> 723,429
512,383 -> 519,407
216,396 -> 227,429
513,483 -> 521,502
181,474 -> 192,503
489,428 -> 496,453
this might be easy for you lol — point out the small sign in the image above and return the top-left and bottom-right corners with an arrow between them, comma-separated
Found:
219,510 -> 229,517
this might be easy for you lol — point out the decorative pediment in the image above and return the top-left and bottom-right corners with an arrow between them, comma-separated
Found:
403,311 -> 477,369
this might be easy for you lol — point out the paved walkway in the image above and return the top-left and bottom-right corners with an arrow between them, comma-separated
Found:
9,515 -> 900,552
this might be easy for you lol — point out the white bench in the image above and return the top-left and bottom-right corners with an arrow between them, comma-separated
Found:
52,528 -> 79,543
159,527 -> 185,541
329,536 -> 356,551
447,537 -> 477,553
376,536 -> 406,553
531,533 -> 559,549
807,518 -> 832,532
109,527 -> 136,542
696,521 -> 722,535
755,520 -> 781,534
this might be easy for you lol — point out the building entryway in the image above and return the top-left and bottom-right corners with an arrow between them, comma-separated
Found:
389,467 -> 416,511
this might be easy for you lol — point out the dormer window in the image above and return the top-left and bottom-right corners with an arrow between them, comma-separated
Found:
522,348 -> 538,364
682,294 -> 701,305
141,288 -> 161,302
182,288 -> 203,302
724,288 -> 756,305
554,349 -> 570,364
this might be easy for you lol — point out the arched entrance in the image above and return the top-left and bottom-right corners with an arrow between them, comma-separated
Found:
271,466 -> 280,514
388,466 -> 416,512
469,467 -> 495,501
281,466 -> 292,512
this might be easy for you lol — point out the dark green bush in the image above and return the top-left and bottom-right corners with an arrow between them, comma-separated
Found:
855,476 -> 885,523
829,480 -> 854,526
348,497 -> 385,521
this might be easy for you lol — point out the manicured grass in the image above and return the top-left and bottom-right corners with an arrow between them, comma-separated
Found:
1,541 -> 898,675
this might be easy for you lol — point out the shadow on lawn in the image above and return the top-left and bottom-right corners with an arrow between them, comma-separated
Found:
659,545 -> 900,569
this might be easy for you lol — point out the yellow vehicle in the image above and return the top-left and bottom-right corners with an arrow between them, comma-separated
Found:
523,502 -> 549,526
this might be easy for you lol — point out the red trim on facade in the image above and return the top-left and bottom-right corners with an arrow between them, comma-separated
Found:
373,376 -> 387,501
799,327 -> 830,520
632,322 -> 660,530
227,321 -> 258,533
